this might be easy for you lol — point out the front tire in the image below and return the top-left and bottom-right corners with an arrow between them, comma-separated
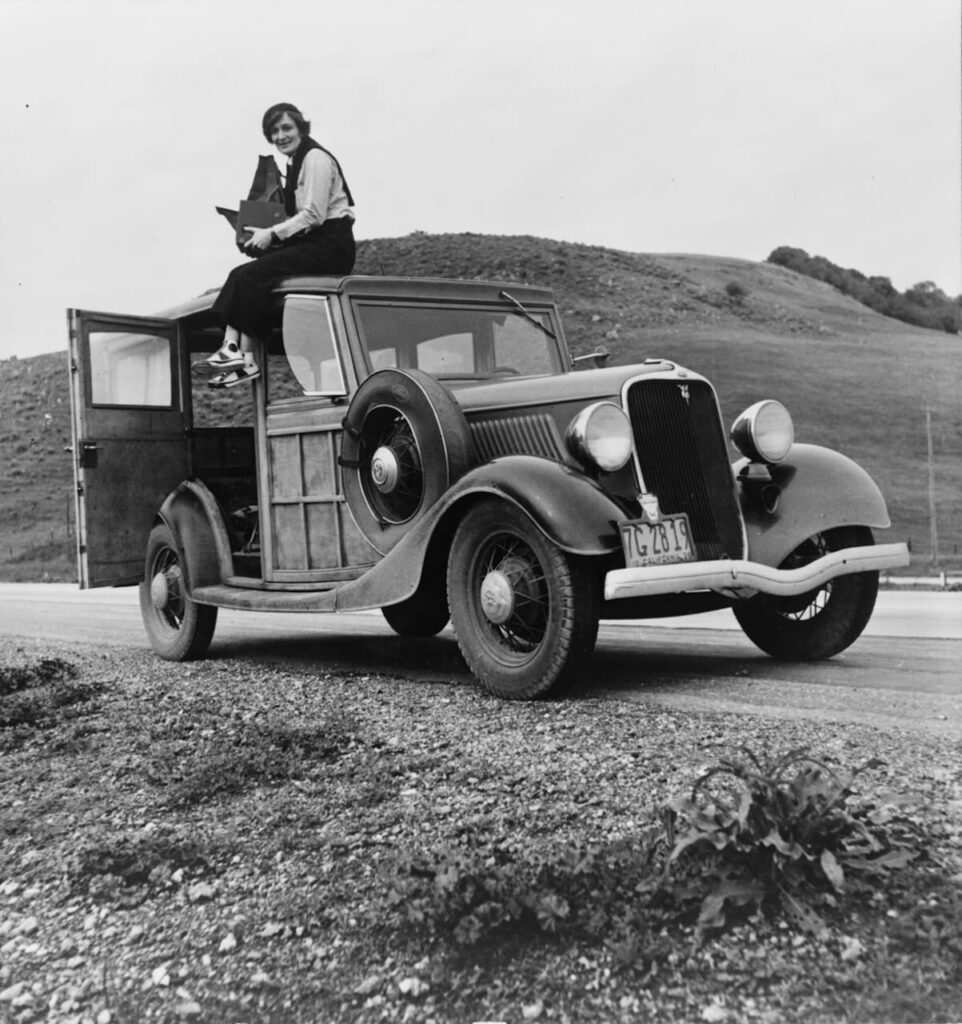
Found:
733,525 -> 879,661
139,524 -> 217,661
447,499 -> 600,699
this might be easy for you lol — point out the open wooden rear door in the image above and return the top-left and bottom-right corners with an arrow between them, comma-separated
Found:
67,310 -> 189,587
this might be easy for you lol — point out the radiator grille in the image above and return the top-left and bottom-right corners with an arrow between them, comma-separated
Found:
625,379 -> 744,561
470,413 -> 566,462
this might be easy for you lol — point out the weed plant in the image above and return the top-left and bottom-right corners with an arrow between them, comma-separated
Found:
664,747 -> 919,939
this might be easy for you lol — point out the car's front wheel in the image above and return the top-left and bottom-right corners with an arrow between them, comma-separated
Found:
139,524 -> 217,660
446,499 -> 600,699
733,525 -> 879,661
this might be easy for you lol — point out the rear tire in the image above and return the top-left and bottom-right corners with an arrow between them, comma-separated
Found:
733,526 -> 878,661
139,524 -> 217,661
447,499 -> 600,699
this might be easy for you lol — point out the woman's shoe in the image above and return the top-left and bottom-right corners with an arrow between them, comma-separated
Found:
206,340 -> 245,369
208,365 -> 261,389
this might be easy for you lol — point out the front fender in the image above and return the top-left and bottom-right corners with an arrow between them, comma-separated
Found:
454,456 -> 625,554
737,443 -> 892,568
157,480 -> 233,593
334,456 -> 624,611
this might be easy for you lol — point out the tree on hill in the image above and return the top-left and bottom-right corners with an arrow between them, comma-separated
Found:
767,247 -> 960,335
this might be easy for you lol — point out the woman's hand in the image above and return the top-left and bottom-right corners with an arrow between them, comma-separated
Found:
244,227 -> 275,253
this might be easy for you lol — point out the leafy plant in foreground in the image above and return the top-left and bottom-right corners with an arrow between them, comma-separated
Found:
664,747 -> 920,939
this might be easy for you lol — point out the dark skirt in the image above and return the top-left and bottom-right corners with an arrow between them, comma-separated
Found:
211,216 -> 356,336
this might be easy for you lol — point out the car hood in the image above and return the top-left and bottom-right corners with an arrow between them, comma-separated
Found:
451,359 -> 700,414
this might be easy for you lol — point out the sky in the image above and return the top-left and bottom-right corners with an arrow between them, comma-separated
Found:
0,0 -> 959,359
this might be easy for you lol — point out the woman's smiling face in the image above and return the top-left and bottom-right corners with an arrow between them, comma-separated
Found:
270,113 -> 302,157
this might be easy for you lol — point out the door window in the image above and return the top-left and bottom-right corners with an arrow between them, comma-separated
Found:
279,296 -> 346,397
89,331 -> 173,407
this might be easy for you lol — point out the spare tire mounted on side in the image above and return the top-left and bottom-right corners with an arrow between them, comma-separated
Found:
340,368 -> 473,555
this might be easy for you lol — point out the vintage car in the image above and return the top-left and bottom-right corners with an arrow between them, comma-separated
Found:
67,275 -> 909,699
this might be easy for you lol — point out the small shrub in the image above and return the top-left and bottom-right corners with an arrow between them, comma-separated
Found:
664,747 -> 920,939
724,281 -> 748,305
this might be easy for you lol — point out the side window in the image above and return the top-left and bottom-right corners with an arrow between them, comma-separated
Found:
279,295 -> 346,397
89,332 -> 173,407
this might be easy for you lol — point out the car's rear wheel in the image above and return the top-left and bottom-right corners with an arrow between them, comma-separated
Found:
733,525 -> 879,661
446,499 -> 600,699
139,524 -> 217,660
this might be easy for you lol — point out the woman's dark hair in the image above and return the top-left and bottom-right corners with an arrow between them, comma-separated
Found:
262,103 -> 311,141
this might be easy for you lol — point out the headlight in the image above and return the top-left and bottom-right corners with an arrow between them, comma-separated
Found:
731,400 -> 794,463
566,402 -> 633,472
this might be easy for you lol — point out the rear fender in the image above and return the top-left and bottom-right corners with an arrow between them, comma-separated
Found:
156,480 -> 233,593
738,443 -> 891,567
334,456 -> 624,611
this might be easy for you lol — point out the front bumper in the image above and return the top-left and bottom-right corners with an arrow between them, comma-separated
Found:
603,542 -> 910,602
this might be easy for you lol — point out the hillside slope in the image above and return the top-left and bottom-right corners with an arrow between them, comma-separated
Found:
2,232 -> 958,582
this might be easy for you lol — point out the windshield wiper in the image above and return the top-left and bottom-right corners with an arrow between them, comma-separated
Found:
499,289 -> 557,339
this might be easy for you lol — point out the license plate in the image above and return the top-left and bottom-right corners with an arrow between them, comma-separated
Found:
619,513 -> 695,568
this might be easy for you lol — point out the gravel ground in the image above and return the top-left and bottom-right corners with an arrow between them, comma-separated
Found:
1,635 -> 960,1024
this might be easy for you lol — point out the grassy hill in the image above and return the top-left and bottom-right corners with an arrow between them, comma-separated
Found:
2,232 -> 959,582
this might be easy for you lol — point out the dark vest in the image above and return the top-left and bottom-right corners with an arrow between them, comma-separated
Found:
284,137 -> 354,215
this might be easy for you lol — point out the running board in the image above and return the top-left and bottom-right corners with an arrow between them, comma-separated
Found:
191,584 -> 339,613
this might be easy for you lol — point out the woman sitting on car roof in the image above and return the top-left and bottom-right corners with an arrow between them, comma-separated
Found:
207,102 -> 356,388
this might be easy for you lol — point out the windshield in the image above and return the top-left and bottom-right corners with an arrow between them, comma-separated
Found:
354,302 -> 561,380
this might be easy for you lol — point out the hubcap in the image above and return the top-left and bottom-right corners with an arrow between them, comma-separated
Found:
370,445 -> 400,493
480,570 -> 515,625
150,570 -> 170,609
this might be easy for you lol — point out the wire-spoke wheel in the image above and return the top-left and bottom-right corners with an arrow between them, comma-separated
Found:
357,406 -> 425,525
447,499 -> 600,699
139,524 -> 217,660
734,525 -> 879,660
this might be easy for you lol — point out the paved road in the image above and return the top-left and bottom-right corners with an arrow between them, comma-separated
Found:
1,583 -> 959,735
